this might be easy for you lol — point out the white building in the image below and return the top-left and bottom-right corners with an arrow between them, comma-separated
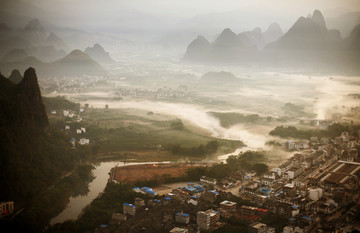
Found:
309,188 -> 323,201
65,125 -> 70,130
76,129 -> 82,134
63,110 -> 69,117
197,209 -> 220,230
200,176 -> 217,186
79,138 -> 90,145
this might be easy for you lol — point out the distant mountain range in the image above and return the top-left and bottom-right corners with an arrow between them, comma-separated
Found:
183,10 -> 360,73
0,19 -> 109,77
0,19 -> 69,61
0,49 -> 105,77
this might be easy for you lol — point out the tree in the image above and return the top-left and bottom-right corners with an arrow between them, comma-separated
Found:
252,163 -> 268,176
206,140 -> 219,154
170,119 -> 184,130
105,104 -> 109,109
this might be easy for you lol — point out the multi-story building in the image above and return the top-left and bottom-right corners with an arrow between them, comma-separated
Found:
134,198 -> 145,208
248,222 -> 274,233
197,209 -> 220,230
202,190 -> 219,202
309,188 -> 323,201
0,202 -> 14,218
241,206 -> 258,216
220,200 -> 237,217
175,212 -> 190,224
123,203 -> 136,216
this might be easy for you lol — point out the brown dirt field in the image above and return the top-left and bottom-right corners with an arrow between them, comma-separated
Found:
113,163 -> 199,184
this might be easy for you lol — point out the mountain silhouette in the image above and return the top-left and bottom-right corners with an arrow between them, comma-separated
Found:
8,69 -> 23,84
84,43 -> 115,64
266,15 -> 334,50
312,9 -> 327,29
2,49 -> 28,62
183,35 -> 211,61
51,49 -> 105,75
237,27 -> 266,48
263,23 -> 283,43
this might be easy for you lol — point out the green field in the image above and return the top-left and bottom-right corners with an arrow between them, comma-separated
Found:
49,107 -> 244,161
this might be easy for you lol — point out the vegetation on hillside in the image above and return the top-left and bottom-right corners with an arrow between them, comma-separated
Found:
186,151 -> 269,181
43,96 -> 80,112
269,123 -> 360,139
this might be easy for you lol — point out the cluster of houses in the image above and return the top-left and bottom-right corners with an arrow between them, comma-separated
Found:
238,130 -> 360,232
50,106 -> 90,147
115,85 -> 188,100
90,130 -> 360,233
92,179 -> 277,233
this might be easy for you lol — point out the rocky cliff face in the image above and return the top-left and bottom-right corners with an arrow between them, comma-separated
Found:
0,67 -> 48,132
16,67 -> 49,130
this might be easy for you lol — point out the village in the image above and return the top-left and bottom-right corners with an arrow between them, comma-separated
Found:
39,75 -> 190,102
2,99 -> 359,233
88,128 -> 360,233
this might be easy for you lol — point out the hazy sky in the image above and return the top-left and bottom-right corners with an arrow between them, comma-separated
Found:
27,0 -> 360,18
9,0 -> 360,35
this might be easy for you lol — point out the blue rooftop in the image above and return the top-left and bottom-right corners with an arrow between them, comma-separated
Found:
145,190 -> 156,195
260,190 -> 271,194
302,216 -> 312,221
123,203 -> 135,207
291,205 -> 298,209
164,197 -> 171,200
176,212 -> 189,217
185,186 -> 197,192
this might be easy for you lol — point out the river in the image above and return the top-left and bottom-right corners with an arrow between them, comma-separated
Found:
50,160 -> 169,225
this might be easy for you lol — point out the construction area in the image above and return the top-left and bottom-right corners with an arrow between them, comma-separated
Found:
110,163 -> 203,184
